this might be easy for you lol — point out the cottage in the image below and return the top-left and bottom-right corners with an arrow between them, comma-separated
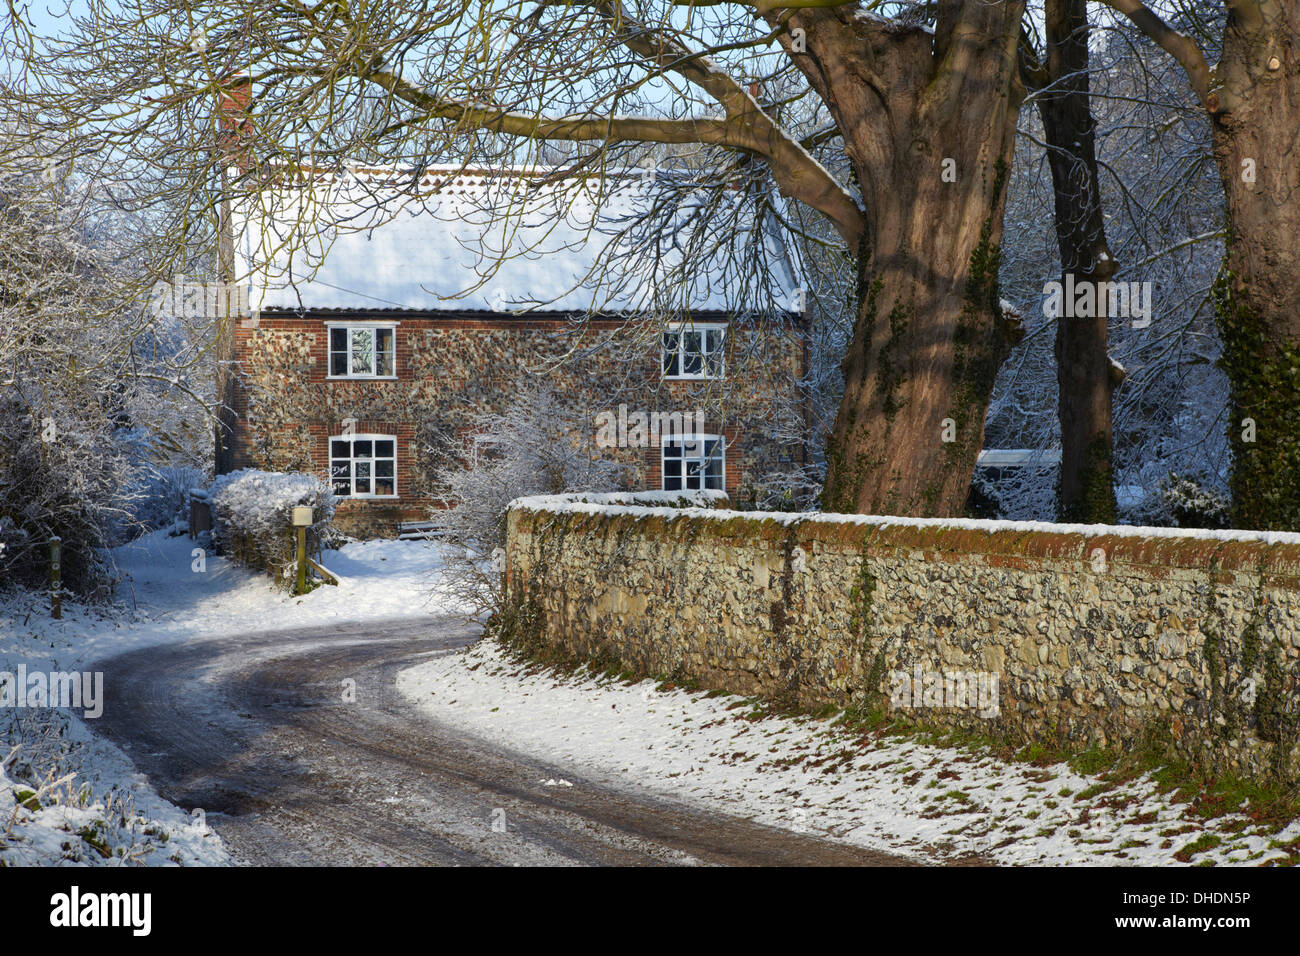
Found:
222,166 -> 810,537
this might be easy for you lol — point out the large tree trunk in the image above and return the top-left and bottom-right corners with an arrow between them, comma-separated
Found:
779,4 -> 1026,516
1209,1 -> 1300,530
819,166 -> 1021,516
214,178 -> 238,477
1037,0 -> 1118,523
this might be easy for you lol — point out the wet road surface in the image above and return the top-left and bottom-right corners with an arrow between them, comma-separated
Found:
96,618 -> 919,866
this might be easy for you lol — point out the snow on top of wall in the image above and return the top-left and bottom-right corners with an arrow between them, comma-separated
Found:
234,166 -> 803,315
521,489 -> 731,509
510,493 -> 1300,547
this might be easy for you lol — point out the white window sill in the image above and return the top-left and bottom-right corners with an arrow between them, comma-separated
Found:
326,375 -> 399,381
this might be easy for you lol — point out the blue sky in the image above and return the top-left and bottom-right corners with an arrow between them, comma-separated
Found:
9,0 -> 79,40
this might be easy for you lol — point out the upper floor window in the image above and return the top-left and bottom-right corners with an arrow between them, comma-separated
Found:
329,325 -> 396,378
662,323 -> 725,380
330,434 -> 397,497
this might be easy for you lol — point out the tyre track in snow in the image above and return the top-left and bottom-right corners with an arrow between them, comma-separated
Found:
94,618 -> 916,866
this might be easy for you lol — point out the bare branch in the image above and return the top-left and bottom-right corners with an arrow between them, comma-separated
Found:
1095,0 -> 1214,106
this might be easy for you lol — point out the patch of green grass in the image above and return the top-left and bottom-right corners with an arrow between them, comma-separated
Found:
1069,747 -> 1116,776
1174,833 -> 1223,863
77,824 -> 111,859
1075,782 -> 1114,801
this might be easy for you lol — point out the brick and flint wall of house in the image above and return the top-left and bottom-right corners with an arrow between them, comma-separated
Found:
227,310 -> 808,538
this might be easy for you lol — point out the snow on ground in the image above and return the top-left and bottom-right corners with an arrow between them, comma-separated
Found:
398,639 -> 1300,867
5,525 -> 1298,867
1,528 -> 457,866
0,714 -> 225,867
53,529 -> 466,664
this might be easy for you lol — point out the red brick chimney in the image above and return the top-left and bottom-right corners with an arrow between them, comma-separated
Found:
216,73 -> 253,159
747,80 -> 774,116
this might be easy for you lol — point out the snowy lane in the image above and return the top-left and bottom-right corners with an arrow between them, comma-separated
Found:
93,618 -> 913,866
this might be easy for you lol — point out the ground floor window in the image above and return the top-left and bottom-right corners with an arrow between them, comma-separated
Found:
330,434 -> 397,497
661,435 -> 724,491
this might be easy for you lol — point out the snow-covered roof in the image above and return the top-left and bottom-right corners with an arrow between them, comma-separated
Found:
233,165 -> 804,315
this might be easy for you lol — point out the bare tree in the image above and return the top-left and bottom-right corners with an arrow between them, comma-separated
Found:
0,138 -> 137,592
425,384 -> 629,618
987,19 -> 1227,523
3,0 -> 1038,519
1091,0 -> 1300,530
0,98 -> 218,593
1021,0 -> 1120,522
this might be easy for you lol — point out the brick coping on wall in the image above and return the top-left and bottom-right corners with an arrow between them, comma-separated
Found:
508,495 -> 1300,579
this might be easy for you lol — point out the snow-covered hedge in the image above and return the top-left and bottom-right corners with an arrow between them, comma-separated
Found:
0,397 -> 129,599
209,469 -> 336,583
1158,473 -> 1230,529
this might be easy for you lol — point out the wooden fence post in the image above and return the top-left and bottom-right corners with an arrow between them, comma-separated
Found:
49,536 -> 61,620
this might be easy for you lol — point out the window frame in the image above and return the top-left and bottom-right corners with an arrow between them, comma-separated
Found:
661,321 -> 726,381
325,322 -> 399,379
329,433 -> 398,499
466,432 -> 502,470
660,433 -> 726,492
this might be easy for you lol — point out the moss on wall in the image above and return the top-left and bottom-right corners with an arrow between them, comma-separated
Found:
503,500 -> 1300,784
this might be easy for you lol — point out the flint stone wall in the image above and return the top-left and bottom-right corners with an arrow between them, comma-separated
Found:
504,500 -> 1300,782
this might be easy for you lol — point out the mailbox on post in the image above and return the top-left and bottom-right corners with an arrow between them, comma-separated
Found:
291,507 -> 313,595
